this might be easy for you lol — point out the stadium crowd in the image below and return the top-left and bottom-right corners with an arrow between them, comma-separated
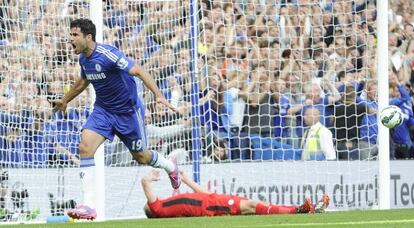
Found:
0,0 -> 414,167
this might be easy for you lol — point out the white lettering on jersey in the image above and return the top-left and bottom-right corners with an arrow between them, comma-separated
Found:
85,73 -> 107,80
117,57 -> 128,70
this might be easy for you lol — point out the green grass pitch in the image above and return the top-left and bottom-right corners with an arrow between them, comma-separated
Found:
3,209 -> 414,228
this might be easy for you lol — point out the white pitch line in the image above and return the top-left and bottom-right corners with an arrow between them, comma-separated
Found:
233,219 -> 414,227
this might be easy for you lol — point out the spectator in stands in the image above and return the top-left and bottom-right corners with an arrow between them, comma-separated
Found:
204,134 -> 228,162
0,124 -> 22,167
168,75 -> 190,115
334,86 -> 376,160
359,81 -> 379,160
389,71 -> 414,159
271,79 -> 291,141
198,70 -> 232,159
221,71 -> 249,130
145,108 -> 191,162
241,72 -> 274,137
288,78 -> 341,144
145,90 -> 191,161
19,99 -> 53,167
199,71 -> 226,133
301,107 -> 336,161
239,72 -> 300,160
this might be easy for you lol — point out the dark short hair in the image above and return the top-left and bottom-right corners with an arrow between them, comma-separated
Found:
70,18 -> 96,41
143,204 -> 154,218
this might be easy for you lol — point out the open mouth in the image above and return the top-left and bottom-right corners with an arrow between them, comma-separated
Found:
71,43 -> 77,50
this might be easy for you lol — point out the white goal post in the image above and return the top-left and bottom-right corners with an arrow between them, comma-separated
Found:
376,0 -> 390,210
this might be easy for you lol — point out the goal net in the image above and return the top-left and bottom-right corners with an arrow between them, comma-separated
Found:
0,0 -> 392,222
195,0 -> 380,210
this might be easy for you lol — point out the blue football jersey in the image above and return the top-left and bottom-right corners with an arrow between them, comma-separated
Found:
79,43 -> 140,113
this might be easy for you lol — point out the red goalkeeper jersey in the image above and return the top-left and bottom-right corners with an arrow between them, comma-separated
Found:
148,192 -> 247,218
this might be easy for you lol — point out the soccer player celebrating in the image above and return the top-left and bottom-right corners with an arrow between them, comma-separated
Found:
50,19 -> 180,220
141,170 -> 330,218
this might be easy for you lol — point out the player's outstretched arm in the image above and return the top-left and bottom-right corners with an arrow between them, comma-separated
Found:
141,170 -> 160,203
180,171 -> 210,194
129,64 -> 177,112
49,78 -> 89,113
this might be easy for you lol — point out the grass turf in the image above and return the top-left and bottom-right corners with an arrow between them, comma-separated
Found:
2,209 -> 414,228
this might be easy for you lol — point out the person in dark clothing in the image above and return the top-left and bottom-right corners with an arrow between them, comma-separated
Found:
334,85 -> 376,160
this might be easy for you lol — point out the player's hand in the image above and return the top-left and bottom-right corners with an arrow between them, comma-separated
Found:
146,170 -> 161,182
156,96 -> 178,113
48,99 -> 67,113
206,90 -> 216,100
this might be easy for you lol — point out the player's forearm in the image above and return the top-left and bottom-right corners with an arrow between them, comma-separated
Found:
287,104 -> 302,116
181,176 -> 209,193
131,66 -> 163,98
327,83 -> 341,103
62,79 -> 89,104
185,181 -> 208,194
141,179 -> 157,203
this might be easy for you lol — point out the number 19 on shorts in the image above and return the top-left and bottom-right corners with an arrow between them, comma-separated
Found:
131,140 -> 143,151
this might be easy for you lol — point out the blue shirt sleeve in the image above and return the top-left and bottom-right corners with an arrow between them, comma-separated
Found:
356,96 -> 363,104
110,48 -> 135,73
389,85 -> 410,106
398,84 -> 411,103
407,116 -> 414,127
390,98 -> 402,106
323,95 -> 330,105
280,96 -> 290,116
337,83 -> 345,94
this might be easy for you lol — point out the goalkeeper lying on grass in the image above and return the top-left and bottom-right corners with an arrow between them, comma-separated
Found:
141,170 -> 329,218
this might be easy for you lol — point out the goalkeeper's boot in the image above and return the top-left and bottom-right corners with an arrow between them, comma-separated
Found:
167,155 -> 181,189
67,205 -> 96,220
297,197 -> 315,213
315,194 -> 330,213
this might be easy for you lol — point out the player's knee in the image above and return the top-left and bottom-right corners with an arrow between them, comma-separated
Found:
79,143 -> 94,157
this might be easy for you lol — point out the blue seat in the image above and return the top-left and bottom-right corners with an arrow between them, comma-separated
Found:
250,135 -> 301,160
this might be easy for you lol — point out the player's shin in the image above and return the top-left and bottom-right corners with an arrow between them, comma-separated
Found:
148,150 -> 181,189
148,150 -> 174,173
255,203 -> 297,215
80,157 -> 96,209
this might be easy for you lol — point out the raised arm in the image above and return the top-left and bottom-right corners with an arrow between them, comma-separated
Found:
50,77 -> 89,113
397,84 -> 411,102
141,170 -> 161,204
323,78 -> 341,104
180,171 -> 210,194
63,78 -> 90,103
129,64 -> 177,112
